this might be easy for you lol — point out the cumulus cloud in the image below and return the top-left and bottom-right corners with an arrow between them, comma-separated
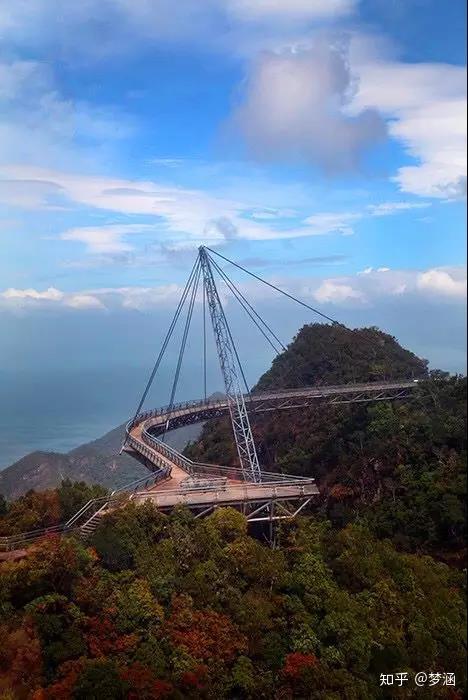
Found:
231,41 -> 386,172
2,287 -> 64,302
66,294 -> 106,310
2,266 -> 465,314
313,280 -> 364,304
349,266 -> 466,303
417,269 -> 467,298
0,286 -> 106,311
351,55 -> 467,199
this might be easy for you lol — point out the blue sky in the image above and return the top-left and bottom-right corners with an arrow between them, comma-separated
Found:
0,0 -> 466,383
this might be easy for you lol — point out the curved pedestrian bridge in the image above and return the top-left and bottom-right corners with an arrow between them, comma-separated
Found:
0,380 -> 418,552
124,379 -> 417,483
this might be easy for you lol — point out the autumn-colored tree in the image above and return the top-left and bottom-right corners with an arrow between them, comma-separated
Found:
86,615 -> 138,658
282,651 -> 318,679
0,489 -> 61,536
165,594 -> 247,663
120,662 -> 173,699
0,498 -> 466,699
0,621 -> 43,699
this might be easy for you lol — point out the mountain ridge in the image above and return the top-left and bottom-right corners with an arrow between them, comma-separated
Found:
0,421 -> 202,501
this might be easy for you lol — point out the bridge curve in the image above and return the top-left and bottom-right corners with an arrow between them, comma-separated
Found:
0,380 -> 419,552
124,380 -> 418,483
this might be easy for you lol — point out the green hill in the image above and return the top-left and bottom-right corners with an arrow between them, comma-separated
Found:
254,323 -> 427,391
186,324 -> 466,560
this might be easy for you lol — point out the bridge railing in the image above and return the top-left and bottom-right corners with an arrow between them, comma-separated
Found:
0,524 -> 67,552
126,394 -> 234,431
138,426 -> 312,483
127,380 -> 419,431
110,469 -> 172,495
141,430 -> 195,473
124,380 -> 420,477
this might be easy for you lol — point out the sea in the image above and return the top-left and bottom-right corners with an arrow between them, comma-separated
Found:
0,366 -> 206,470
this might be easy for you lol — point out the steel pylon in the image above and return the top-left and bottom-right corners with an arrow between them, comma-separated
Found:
199,247 -> 262,483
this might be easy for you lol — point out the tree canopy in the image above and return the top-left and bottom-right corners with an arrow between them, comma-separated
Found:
0,503 -> 465,698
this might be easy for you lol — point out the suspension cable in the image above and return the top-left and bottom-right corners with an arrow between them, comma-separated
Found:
203,279 -> 207,401
205,246 -> 392,369
125,256 -> 200,438
208,254 -> 284,355
168,260 -> 201,412
208,253 -> 305,389
205,246 -> 340,325
208,259 -> 251,395
210,256 -> 286,353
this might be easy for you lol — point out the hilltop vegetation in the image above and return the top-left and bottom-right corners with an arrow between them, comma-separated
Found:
0,502 -> 466,698
0,480 -> 107,537
254,323 -> 428,391
186,325 -> 466,561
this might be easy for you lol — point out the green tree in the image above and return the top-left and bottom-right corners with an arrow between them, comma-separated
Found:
73,660 -> 126,700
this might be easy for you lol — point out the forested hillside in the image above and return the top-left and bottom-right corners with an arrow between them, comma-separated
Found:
254,323 -> 428,390
0,500 -> 466,698
186,324 -> 466,562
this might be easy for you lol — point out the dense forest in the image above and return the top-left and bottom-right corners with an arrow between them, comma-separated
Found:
0,499 -> 466,698
187,325 -> 466,563
0,323 -> 466,698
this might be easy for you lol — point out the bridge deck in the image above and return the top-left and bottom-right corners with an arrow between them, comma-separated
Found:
125,380 -> 417,489
134,481 -> 319,510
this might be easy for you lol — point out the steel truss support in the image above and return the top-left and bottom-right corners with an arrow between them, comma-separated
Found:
191,496 -> 313,522
199,247 -> 262,483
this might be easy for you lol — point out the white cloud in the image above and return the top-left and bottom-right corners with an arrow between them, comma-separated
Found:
351,56 -> 467,199
60,224 -> 155,254
0,2 -> 464,205
367,201 -> 430,216
0,0 -> 356,59
2,164 -> 436,256
313,280 -> 364,304
0,165 -> 350,246
112,284 -> 185,310
417,268 -> 467,298
0,286 -> 110,312
2,266 -> 465,313
231,42 -> 386,172
66,294 -> 106,310
304,212 -> 361,236
2,286 -> 64,301
0,178 -> 65,209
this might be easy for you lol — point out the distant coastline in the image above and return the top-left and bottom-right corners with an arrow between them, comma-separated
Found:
0,366 -> 206,470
